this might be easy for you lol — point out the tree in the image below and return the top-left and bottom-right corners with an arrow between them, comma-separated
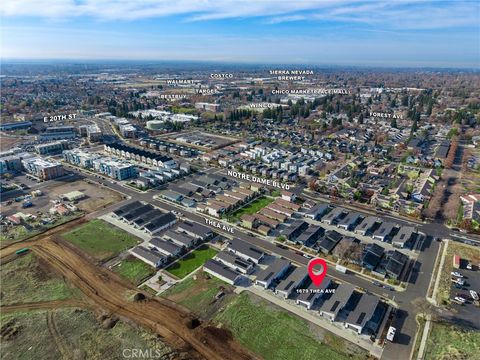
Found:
391,118 -> 397,129
308,180 -> 318,191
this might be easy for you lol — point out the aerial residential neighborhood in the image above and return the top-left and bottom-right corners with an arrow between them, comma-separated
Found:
1,1 -> 479,360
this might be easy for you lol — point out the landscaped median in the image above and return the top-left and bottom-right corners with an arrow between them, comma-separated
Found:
165,245 -> 218,279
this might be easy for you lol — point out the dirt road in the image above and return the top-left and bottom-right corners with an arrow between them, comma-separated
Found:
1,233 -> 257,360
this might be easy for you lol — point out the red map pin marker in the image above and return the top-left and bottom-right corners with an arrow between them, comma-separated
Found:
308,258 -> 328,287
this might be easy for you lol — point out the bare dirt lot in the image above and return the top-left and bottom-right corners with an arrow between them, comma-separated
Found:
0,224 -> 257,360
0,135 -> 26,151
2,179 -> 123,217
1,307 -> 179,360
46,179 -> 124,213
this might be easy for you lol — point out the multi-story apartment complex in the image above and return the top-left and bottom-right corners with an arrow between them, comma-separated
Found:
21,157 -> 65,180
79,124 -> 102,142
63,149 -> 102,168
92,158 -> 137,180
35,140 -> 70,155
63,149 -> 136,180
39,126 -> 77,140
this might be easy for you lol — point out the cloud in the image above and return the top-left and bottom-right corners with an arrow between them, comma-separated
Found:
1,0 -> 478,30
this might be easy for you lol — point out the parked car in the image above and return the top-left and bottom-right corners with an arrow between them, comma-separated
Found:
470,290 -> 479,301
454,296 -> 466,303
451,271 -> 464,278
467,263 -> 473,270
373,281 -> 382,287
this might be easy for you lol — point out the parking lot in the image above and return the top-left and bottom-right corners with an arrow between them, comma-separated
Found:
449,259 -> 480,312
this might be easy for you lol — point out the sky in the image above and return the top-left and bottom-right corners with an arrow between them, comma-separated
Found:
1,0 -> 479,68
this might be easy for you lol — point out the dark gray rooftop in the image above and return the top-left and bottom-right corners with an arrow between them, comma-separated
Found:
345,293 -> 380,328
204,259 -> 241,282
320,284 -> 355,316
133,209 -> 163,227
356,216 -> 379,232
144,212 -> 177,232
255,258 -> 290,283
392,226 -> 415,245
177,221 -> 212,238
130,246 -> 165,264
149,238 -> 182,255
276,266 -> 308,293
163,230 -> 195,246
124,204 -> 154,222
113,201 -> 143,217
297,277 -> 332,303
373,222 -> 396,238
216,251 -> 253,271
228,239 -> 264,261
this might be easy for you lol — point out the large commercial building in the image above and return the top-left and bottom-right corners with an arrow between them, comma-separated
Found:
195,102 -> 221,112
21,157 -> 65,180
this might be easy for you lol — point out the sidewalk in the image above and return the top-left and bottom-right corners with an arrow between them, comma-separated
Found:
236,285 -> 383,358
415,316 -> 431,360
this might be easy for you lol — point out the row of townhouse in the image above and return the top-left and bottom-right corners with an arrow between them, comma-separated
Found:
253,259 -> 389,337
104,143 -> 177,169
203,239 -> 265,285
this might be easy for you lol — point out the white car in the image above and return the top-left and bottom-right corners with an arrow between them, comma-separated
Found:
466,263 -> 473,270
451,271 -> 463,278
454,296 -> 466,303
452,278 -> 465,286
470,290 -> 479,301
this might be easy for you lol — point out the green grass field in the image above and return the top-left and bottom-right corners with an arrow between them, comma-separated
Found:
229,196 -> 274,221
424,321 -> 480,359
62,219 -> 140,261
0,253 -> 80,306
214,293 -> 365,360
112,257 -> 155,285
165,246 -> 218,279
